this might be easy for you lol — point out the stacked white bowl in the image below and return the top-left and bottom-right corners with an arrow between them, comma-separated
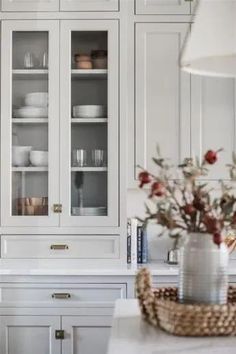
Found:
13,92 -> 48,118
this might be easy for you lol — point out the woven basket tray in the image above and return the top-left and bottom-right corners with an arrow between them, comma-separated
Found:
136,268 -> 236,337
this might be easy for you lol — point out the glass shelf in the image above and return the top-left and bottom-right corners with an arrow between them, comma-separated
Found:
12,118 -> 48,124
12,167 -> 48,172
71,69 -> 107,80
71,118 -> 107,124
71,167 -> 107,172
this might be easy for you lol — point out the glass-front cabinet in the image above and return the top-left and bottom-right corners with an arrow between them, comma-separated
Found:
1,20 -> 119,228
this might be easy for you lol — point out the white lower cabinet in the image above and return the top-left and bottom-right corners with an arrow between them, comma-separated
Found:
62,316 -> 112,354
0,315 -> 112,354
0,315 -> 61,354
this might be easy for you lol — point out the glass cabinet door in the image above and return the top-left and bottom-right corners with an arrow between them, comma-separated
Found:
60,20 -> 119,227
1,20 -> 60,227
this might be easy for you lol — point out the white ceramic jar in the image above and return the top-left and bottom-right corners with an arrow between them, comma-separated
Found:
178,233 -> 229,304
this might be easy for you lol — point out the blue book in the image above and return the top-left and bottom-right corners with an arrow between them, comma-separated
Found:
141,227 -> 148,264
137,225 -> 142,264
127,221 -> 131,264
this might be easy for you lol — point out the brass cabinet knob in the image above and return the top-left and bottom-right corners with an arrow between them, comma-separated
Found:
53,204 -> 62,213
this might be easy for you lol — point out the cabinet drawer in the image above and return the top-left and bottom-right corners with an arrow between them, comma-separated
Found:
60,0 -> 119,12
0,283 -> 127,304
1,235 -> 119,259
2,0 -> 59,12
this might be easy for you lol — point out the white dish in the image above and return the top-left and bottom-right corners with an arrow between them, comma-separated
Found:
73,105 -> 106,118
12,146 -> 32,167
13,106 -> 48,118
25,92 -> 48,107
30,151 -> 48,167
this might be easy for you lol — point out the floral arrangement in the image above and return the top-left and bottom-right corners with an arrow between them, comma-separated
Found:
138,148 -> 236,246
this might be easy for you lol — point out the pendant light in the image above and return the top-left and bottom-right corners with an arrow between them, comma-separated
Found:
180,0 -> 236,78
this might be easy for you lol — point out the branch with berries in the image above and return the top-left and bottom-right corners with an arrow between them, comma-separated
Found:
138,148 -> 236,246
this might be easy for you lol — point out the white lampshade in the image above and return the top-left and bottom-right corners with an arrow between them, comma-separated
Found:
180,0 -> 236,78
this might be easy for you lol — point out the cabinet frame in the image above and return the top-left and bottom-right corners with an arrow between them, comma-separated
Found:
1,20 -> 60,227
60,20 -> 119,227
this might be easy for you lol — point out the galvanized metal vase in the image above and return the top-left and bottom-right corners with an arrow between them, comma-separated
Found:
178,233 -> 229,304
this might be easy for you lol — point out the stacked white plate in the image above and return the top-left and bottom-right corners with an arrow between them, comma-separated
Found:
71,207 -> 107,216
13,92 -> 48,118
72,105 -> 106,118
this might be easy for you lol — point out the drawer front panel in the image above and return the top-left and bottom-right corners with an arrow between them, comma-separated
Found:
0,283 -> 127,304
1,235 -> 119,259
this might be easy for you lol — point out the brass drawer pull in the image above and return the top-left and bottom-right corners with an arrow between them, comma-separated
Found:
50,244 -> 69,250
52,293 -> 71,299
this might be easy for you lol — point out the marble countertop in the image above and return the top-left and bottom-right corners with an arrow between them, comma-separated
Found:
1,259 -> 236,276
0,259 -> 179,276
108,300 -> 236,354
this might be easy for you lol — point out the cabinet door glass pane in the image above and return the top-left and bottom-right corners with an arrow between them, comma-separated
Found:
12,31 -> 49,216
71,31 -> 108,217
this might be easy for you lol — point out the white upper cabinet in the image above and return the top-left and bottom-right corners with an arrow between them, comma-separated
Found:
191,76 -> 236,180
132,23 -> 190,186
60,20 -> 119,227
1,20 -> 60,227
60,0 -> 119,12
135,0 -> 191,15
1,0 -> 59,12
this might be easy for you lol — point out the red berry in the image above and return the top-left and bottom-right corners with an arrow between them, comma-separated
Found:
150,182 -> 165,197
213,233 -> 223,247
138,171 -> 151,188
204,150 -> 217,165
183,204 -> 196,216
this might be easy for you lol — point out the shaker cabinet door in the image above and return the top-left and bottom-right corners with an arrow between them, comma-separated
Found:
1,0 -> 59,12
1,20 -> 60,227
60,0 -> 119,12
62,316 -> 112,354
0,316 -> 60,354
135,0 -> 191,15
191,76 -> 236,180
130,23 -> 190,187
60,20 -> 119,227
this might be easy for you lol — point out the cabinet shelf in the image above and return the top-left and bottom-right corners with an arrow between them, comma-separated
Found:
71,118 -> 107,124
12,166 -> 48,172
71,69 -> 107,79
71,167 -> 107,172
12,118 -> 48,124
12,69 -> 48,80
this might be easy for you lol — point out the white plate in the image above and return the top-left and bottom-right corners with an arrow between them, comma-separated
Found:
13,106 -> 48,118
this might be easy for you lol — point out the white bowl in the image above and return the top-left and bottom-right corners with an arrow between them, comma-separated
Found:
25,92 -> 48,107
73,105 -> 106,118
13,106 -> 48,118
12,146 -> 32,167
30,151 -> 48,167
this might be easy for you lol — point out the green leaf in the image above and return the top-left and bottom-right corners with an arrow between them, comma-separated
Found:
156,144 -> 161,157
152,157 -> 164,167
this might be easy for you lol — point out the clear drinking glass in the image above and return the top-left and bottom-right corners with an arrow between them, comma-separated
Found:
92,149 -> 105,167
24,52 -> 34,69
72,149 -> 87,167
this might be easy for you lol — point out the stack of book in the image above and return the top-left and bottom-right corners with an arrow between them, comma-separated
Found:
127,218 -> 148,264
